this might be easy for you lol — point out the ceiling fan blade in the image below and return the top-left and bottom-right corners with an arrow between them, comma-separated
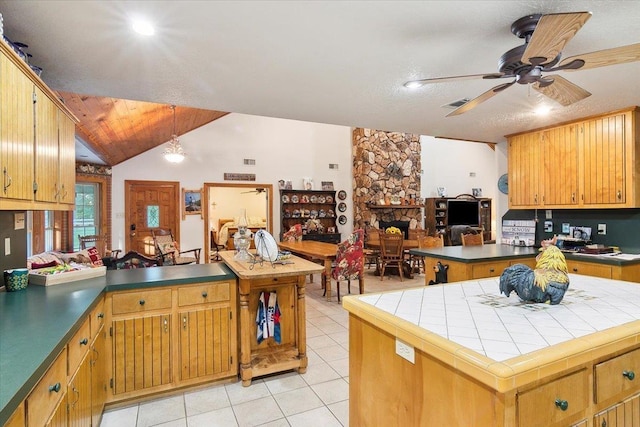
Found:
532,75 -> 591,106
446,81 -> 515,117
522,12 -> 592,66
557,43 -> 640,71
404,72 -> 505,88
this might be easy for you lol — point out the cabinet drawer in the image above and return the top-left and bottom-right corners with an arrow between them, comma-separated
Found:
595,348 -> 640,403
26,348 -> 67,427
178,282 -> 231,307
112,288 -> 172,315
566,261 -> 612,279
518,369 -> 588,427
90,297 -> 105,340
471,261 -> 510,279
68,317 -> 91,376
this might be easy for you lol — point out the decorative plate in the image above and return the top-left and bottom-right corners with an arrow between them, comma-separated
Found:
254,230 -> 279,262
309,195 -> 317,203
292,209 -> 300,218
291,195 -> 299,203
338,215 -> 347,225
318,209 -> 326,218
310,210 -> 318,218
284,209 -> 291,218
326,195 -> 333,203
337,190 -> 347,200
282,194 -> 290,203
318,196 -> 325,203
327,209 -> 335,217
301,195 -> 310,203
337,202 -> 347,212
498,173 -> 509,194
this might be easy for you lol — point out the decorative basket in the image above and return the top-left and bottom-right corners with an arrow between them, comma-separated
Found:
4,268 -> 29,292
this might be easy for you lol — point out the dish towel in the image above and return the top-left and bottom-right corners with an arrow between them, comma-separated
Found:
256,291 -> 281,344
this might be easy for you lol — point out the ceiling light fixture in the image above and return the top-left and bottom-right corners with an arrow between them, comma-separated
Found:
131,19 -> 155,36
163,105 -> 186,163
535,105 -> 552,116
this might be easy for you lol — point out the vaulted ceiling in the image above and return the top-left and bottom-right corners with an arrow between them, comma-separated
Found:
1,1 -> 639,163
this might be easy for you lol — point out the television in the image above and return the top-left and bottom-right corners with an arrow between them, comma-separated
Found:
447,200 -> 480,226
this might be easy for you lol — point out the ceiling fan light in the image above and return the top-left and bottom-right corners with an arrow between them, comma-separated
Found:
163,105 -> 186,163
132,19 -> 155,36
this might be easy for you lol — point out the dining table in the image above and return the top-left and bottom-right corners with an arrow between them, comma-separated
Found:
278,240 -> 364,301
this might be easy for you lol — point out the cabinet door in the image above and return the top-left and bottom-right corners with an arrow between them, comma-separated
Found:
57,111 -> 76,206
34,87 -> 59,203
44,393 -> 67,427
594,392 -> 640,427
566,260 -> 613,279
4,402 -> 25,427
68,353 -> 92,427
543,124 -> 579,206
112,314 -> 172,395
581,113 -> 627,205
509,132 -> 543,207
179,306 -> 234,381
0,52 -> 34,201
91,326 -> 107,427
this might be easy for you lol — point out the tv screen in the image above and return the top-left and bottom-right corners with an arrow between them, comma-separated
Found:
447,200 -> 480,226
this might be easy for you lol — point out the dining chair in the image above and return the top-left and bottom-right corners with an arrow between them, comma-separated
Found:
328,229 -> 364,302
461,232 -> 484,246
379,232 -> 404,281
363,226 -> 381,270
151,229 -> 201,265
406,228 -> 428,273
411,234 -> 444,273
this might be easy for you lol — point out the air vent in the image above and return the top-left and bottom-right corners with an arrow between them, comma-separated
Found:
329,163 -> 339,170
243,158 -> 256,166
442,98 -> 470,109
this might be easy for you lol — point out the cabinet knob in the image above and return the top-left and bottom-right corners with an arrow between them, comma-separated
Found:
573,268 -> 578,272
139,299 -> 145,306
554,399 -> 568,411
617,190 -> 622,200
48,382 -> 61,393
97,313 -> 104,319
623,370 -> 635,380
79,338 -> 88,346
202,291 -> 208,298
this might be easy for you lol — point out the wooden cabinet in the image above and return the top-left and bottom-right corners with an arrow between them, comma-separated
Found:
565,258 -> 640,282
424,197 -> 492,242
0,38 -> 77,211
3,403 -> 24,427
26,348 -> 67,427
44,394 -> 67,427
595,392 -> 640,427
507,107 -> 640,209
280,189 -> 340,243
595,348 -> 640,405
67,353 -> 92,427
89,301 -> 107,427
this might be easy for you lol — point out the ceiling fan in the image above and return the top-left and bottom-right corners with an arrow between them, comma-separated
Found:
405,12 -> 640,117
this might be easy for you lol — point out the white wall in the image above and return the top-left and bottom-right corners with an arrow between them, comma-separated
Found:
420,136 -> 507,240
112,113 -> 353,256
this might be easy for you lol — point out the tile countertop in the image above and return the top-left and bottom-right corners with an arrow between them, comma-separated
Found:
0,263 -> 235,425
342,274 -> 640,393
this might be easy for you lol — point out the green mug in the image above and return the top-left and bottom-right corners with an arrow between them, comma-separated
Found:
4,268 -> 29,292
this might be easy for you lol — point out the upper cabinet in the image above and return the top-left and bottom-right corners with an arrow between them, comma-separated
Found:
0,40 -> 78,211
507,107 -> 639,209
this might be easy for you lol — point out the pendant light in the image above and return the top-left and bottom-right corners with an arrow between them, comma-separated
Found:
163,105 -> 186,163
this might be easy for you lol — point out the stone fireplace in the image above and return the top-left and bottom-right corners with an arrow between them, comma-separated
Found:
352,128 -> 422,232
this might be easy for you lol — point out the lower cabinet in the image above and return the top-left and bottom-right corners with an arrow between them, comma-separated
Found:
90,325 -> 107,427
44,394 -> 67,427
595,393 -> 640,427
4,403 -> 25,427
67,354 -> 92,427
26,348 -> 67,427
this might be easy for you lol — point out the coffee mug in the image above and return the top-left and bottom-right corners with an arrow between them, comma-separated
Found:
4,268 -> 29,292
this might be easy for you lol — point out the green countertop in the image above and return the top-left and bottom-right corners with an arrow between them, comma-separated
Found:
409,244 -> 640,266
0,263 -> 234,424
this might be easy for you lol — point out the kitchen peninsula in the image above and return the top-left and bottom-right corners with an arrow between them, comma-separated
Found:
343,275 -> 640,426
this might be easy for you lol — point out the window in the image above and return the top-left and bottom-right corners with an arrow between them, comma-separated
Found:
73,183 -> 100,250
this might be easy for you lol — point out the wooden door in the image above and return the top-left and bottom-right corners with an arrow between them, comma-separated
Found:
179,306 -> 233,381
112,314 -> 172,395
508,131 -> 543,208
124,180 -> 180,255
581,112 -> 627,205
543,124 -> 579,206
0,51 -> 34,201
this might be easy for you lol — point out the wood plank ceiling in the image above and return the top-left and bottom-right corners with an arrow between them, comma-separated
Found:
56,91 -> 228,166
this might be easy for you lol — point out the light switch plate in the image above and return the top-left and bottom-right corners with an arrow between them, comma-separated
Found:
4,237 -> 10,256
598,224 -> 607,235
395,338 -> 415,364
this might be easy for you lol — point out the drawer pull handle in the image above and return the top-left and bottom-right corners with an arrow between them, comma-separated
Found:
554,399 -> 568,411
489,268 -> 495,273
139,299 -> 145,306
97,313 -> 104,319
164,317 -> 168,333
79,338 -> 88,346
49,382 -> 61,393
572,268 -> 578,272
202,291 -> 208,298
183,317 -> 187,329
623,370 -> 635,380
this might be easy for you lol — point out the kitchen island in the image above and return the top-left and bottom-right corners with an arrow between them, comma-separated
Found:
343,274 -> 640,426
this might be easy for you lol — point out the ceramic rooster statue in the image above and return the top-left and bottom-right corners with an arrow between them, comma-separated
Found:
499,237 -> 570,305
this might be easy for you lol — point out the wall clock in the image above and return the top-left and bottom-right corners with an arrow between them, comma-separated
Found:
498,174 -> 508,194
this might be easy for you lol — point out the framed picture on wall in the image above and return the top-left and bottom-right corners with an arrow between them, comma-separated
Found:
182,188 -> 203,219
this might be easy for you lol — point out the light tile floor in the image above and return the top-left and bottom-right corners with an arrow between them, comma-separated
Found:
100,268 -> 424,427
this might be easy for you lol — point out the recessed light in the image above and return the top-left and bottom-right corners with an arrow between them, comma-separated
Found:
404,81 -> 425,89
132,19 -> 155,36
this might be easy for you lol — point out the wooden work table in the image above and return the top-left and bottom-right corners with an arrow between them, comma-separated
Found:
343,275 -> 640,426
219,251 -> 323,386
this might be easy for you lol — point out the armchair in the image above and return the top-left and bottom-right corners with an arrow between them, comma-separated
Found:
151,229 -> 201,265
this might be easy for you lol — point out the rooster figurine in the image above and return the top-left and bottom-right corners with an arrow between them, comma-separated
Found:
500,237 -> 570,305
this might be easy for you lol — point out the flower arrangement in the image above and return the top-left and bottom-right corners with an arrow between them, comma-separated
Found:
385,226 -> 402,235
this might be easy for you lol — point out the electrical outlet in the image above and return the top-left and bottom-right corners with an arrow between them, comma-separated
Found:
598,224 -> 607,235
395,338 -> 415,364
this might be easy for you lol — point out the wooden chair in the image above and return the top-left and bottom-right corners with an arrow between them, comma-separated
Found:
379,232 -> 404,281
461,232 -> 484,246
411,234 -> 444,273
327,229 -> 364,302
151,229 -> 201,265
110,251 -> 159,270
363,226 -> 381,270
407,228 -> 427,273
78,234 -> 121,266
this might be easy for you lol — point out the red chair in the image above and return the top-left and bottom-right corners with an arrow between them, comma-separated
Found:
329,229 -> 364,302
